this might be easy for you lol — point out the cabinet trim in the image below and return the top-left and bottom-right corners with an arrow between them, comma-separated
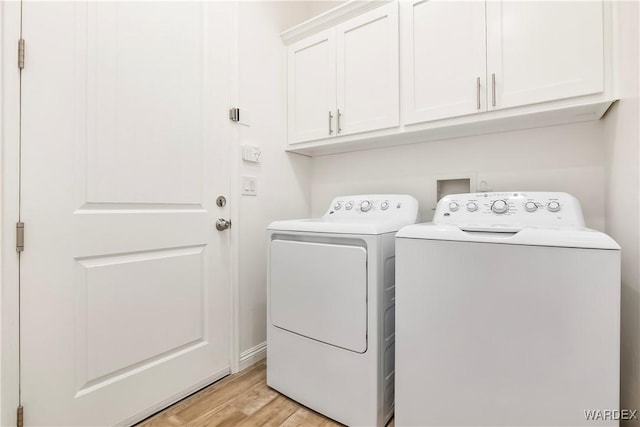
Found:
281,0 -> 391,46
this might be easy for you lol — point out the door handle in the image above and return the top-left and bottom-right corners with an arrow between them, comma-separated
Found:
476,77 -> 481,110
328,111 -> 333,135
216,218 -> 231,231
337,109 -> 342,134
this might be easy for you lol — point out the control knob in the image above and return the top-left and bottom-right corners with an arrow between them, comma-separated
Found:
547,201 -> 561,212
448,202 -> 459,212
360,200 -> 372,212
466,202 -> 478,212
524,202 -> 538,212
381,201 -> 389,210
491,200 -> 509,214
345,202 -> 353,210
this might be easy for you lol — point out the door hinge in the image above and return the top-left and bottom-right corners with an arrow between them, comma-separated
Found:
18,38 -> 25,70
17,405 -> 24,427
16,222 -> 24,252
229,107 -> 240,122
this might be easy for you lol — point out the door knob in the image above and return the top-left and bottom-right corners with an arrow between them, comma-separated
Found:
216,218 -> 231,231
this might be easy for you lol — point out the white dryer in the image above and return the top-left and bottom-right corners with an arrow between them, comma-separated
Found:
395,192 -> 620,426
267,194 -> 418,427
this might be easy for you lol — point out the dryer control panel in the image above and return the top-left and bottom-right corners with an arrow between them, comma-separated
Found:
325,194 -> 419,222
434,192 -> 586,230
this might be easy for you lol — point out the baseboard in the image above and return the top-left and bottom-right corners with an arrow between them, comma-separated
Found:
239,341 -> 267,371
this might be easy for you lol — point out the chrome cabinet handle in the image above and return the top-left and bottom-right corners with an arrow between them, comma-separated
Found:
337,109 -> 342,134
476,77 -> 481,110
328,111 -> 333,135
216,218 -> 231,231
491,73 -> 496,107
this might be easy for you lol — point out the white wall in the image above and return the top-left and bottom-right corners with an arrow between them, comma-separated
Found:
236,2 -> 319,357
603,0 -> 640,420
311,121 -> 606,230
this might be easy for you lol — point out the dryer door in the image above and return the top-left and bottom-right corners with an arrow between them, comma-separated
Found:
270,239 -> 367,353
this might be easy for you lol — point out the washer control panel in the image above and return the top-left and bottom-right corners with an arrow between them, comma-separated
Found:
434,192 -> 586,229
325,194 -> 419,221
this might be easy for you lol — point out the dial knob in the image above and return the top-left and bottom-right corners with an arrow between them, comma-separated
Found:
360,200 -> 372,212
547,201 -> 561,212
345,202 -> 353,210
334,202 -> 342,210
448,202 -> 459,212
381,201 -> 389,210
524,201 -> 538,212
466,202 -> 478,212
491,200 -> 509,214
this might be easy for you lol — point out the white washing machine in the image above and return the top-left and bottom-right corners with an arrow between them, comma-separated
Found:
395,192 -> 620,426
267,194 -> 418,427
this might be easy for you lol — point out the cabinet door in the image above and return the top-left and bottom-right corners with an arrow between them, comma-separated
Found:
486,1 -> 604,110
336,2 -> 399,136
287,28 -> 336,144
401,0 -> 487,124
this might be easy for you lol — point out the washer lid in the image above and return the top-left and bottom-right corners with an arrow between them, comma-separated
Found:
268,194 -> 419,235
396,223 -> 620,250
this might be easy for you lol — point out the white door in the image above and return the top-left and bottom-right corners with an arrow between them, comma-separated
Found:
486,0 -> 604,110
287,28 -> 337,144
336,2 -> 399,136
20,2 -> 232,425
401,0 -> 487,124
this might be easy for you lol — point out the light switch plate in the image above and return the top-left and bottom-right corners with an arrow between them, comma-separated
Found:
242,176 -> 257,196
242,144 -> 262,163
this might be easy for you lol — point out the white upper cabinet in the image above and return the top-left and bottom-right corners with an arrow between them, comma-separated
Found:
288,28 -> 337,144
336,3 -> 399,136
282,0 -> 614,155
402,0 -> 487,124
486,0 -> 604,110
286,2 -> 399,145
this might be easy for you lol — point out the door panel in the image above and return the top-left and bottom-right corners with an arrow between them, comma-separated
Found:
287,28 -> 336,144
270,240 -> 368,353
21,2 -> 232,425
85,3 -> 205,204
486,0 -> 604,110
336,2 -> 399,135
401,0 -> 487,124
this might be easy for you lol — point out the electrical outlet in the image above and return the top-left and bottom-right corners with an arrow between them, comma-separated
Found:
242,176 -> 257,196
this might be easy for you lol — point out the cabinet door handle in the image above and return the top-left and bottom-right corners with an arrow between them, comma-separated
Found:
337,109 -> 342,134
491,73 -> 496,107
328,111 -> 334,135
476,77 -> 481,110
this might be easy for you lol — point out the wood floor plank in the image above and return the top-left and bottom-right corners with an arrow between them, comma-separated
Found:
136,360 -> 396,427
239,395 -> 300,427
231,381 -> 280,416
279,408 -> 331,427
171,365 -> 266,424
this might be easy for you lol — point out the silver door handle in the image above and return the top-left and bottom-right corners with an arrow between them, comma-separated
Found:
476,77 -> 481,110
337,109 -> 342,134
216,218 -> 231,231
328,111 -> 333,135
491,73 -> 496,107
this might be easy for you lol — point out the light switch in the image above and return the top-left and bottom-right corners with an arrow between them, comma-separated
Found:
242,176 -> 257,196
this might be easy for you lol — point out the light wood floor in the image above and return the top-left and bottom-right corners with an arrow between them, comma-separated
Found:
137,361 -> 394,427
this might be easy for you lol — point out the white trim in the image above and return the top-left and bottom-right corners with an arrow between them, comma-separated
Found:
239,342 -> 267,372
115,367 -> 230,427
1,2 -> 23,425
280,0 -> 390,45
228,0 -> 242,375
